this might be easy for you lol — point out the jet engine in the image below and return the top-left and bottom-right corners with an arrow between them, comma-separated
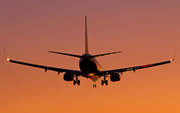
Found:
63,72 -> 74,81
110,72 -> 121,82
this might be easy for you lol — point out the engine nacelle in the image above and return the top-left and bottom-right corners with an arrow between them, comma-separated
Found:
63,72 -> 74,81
110,72 -> 121,82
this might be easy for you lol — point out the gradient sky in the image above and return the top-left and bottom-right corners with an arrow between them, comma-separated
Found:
1,0 -> 180,113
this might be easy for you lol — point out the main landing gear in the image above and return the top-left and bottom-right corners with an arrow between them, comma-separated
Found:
101,75 -> 108,86
73,75 -> 80,85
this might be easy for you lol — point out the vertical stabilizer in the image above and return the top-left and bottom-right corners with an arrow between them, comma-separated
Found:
85,16 -> 89,54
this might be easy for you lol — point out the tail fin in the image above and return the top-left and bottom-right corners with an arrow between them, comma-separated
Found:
85,16 -> 89,54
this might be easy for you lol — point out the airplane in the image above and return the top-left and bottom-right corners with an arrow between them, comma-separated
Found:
5,16 -> 175,88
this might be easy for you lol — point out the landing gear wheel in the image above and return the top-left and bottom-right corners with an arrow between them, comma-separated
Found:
73,80 -> 76,85
77,80 -> 80,85
105,80 -> 108,85
102,75 -> 108,86
101,80 -> 104,86
73,75 -> 80,86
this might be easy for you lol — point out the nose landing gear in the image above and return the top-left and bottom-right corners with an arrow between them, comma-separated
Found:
93,84 -> 96,88
92,80 -> 97,88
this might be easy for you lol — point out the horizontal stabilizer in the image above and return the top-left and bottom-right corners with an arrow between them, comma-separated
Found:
90,51 -> 122,58
48,51 -> 82,58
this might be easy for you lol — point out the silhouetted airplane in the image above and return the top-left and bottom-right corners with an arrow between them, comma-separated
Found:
5,16 -> 175,87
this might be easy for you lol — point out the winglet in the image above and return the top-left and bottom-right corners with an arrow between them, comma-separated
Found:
3,47 -> 10,61
170,48 -> 176,62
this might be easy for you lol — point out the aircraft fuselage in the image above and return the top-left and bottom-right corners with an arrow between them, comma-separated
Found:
79,54 -> 102,81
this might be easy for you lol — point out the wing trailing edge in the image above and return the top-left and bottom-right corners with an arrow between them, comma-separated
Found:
7,58 -> 81,75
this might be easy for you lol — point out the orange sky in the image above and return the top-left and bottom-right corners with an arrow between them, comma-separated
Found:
1,0 -> 180,113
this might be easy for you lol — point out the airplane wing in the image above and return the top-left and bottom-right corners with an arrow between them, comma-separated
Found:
7,58 -> 82,75
100,59 -> 174,75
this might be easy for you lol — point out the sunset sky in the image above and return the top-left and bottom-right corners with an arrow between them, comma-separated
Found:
1,0 -> 180,113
